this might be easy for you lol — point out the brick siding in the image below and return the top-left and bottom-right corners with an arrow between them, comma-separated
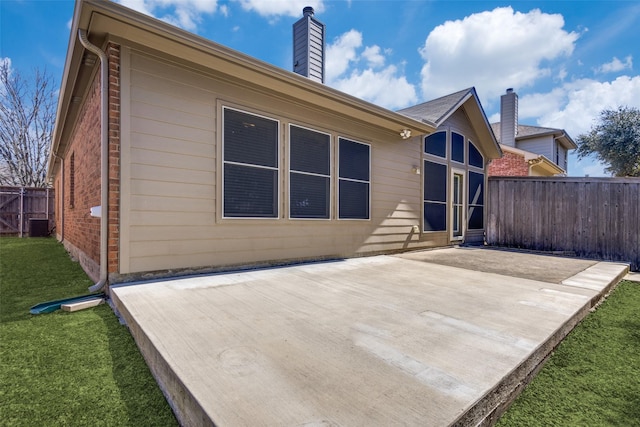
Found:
488,151 -> 529,176
53,43 -> 121,282
107,43 -> 121,275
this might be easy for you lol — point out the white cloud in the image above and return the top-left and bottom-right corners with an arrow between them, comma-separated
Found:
326,31 -> 416,109
116,0 -> 218,31
530,75 -> 640,136
595,55 -> 633,74
362,46 -> 386,68
419,7 -> 579,101
325,30 -> 363,82
581,162 -> 609,177
233,0 -> 324,18
331,66 -> 417,110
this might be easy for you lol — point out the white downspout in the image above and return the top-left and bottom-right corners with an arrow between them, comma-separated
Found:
52,152 -> 64,241
78,29 -> 109,293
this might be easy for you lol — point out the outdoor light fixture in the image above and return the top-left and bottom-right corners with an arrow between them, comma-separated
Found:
400,129 -> 411,139
412,165 -> 421,175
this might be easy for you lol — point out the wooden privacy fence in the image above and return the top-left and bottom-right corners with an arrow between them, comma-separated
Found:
487,177 -> 639,271
0,186 -> 55,237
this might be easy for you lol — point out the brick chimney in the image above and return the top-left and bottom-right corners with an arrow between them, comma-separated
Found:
500,88 -> 518,147
293,6 -> 325,83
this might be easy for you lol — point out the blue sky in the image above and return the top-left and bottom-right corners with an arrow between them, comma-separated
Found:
2,0 -> 639,176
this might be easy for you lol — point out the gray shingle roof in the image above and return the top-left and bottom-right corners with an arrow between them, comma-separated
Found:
397,87 -> 474,126
491,122 -> 563,140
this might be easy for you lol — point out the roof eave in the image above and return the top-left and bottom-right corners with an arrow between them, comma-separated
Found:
48,0 -> 436,181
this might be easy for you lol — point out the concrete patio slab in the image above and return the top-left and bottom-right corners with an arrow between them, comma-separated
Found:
110,251 -> 628,427
395,246 -> 598,284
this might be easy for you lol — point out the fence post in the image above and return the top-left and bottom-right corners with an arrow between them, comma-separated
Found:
19,187 -> 24,238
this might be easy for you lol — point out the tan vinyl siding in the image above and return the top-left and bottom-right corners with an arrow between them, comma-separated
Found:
120,48 -> 438,276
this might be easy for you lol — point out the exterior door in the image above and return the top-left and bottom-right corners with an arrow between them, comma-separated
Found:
451,170 -> 464,240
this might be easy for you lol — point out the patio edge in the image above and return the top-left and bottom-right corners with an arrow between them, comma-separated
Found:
451,261 -> 629,427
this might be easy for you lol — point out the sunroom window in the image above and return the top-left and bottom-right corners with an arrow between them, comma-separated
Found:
468,141 -> 484,169
423,160 -> 447,231
425,131 -> 446,158
468,171 -> 484,229
339,138 -> 370,219
223,107 -> 279,218
451,132 -> 464,163
289,125 -> 331,219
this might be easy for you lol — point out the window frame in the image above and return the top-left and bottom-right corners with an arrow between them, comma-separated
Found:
424,130 -> 447,159
468,140 -> 484,169
288,123 -> 332,220
467,170 -> 485,230
221,106 -> 281,220
337,136 -> 371,221
450,167 -> 466,240
422,158 -> 449,233
451,131 -> 465,164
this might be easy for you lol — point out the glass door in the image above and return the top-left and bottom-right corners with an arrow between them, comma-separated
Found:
452,171 -> 464,240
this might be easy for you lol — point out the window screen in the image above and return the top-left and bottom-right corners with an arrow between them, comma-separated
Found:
339,138 -> 370,219
423,160 -> 447,232
468,141 -> 484,168
452,132 -> 464,163
223,108 -> 279,218
468,171 -> 484,229
290,125 -> 330,219
425,131 -> 446,158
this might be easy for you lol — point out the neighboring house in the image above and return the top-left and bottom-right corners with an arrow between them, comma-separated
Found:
46,0 -> 501,287
489,89 -> 577,176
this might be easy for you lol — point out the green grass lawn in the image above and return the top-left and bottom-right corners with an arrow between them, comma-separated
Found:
0,237 -> 178,426
498,279 -> 640,426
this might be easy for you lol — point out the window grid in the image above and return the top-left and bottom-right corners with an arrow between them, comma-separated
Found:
222,107 -> 280,219
423,159 -> 448,232
338,137 -> 371,220
289,124 -> 331,220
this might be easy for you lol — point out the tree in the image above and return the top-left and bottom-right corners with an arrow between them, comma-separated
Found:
0,59 -> 56,187
576,106 -> 640,177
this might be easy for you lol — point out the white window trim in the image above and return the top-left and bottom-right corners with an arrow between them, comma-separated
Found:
221,105 -> 281,220
288,123 -> 332,221
337,137 -> 371,221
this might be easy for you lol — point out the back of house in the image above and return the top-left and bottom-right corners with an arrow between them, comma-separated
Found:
47,0 -> 501,286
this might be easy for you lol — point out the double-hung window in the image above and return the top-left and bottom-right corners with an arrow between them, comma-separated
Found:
289,125 -> 331,219
222,107 -> 279,218
338,138 -> 370,219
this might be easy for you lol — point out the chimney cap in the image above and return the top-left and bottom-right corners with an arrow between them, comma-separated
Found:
506,88 -> 514,93
303,6 -> 314,17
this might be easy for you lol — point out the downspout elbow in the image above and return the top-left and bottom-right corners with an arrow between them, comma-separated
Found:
78,29 -> 109,293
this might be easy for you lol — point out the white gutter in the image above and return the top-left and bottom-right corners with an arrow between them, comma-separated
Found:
77,29 -> 108,293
